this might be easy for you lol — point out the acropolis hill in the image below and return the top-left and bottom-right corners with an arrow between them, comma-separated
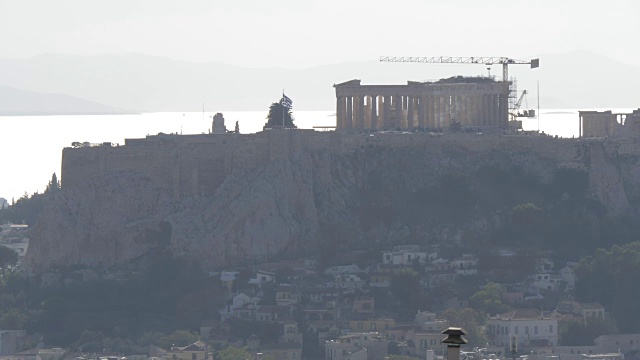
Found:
22,75 -> 640,273
25,128 -> 640,273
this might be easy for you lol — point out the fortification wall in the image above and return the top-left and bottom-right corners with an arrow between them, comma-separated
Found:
63,130 -> 640,199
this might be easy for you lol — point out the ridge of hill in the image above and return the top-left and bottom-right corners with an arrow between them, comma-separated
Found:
0,50 -> 639,112
0,85 -> 131,115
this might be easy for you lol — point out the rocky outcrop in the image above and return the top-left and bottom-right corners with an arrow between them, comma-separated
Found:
25,132 -> 640,273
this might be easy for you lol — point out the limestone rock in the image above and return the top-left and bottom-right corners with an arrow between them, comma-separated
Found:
25,133 -> 640,273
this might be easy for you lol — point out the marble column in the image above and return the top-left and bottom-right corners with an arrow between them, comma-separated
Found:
492,95 -> 499,127
336,96 -> 344,129
444,96 -> 451,127
498,94 -> 506,128
466,96 -> 473,127
357,96 -> 365,129
428,96 -> 436,129
438,96 -> 443,128
407,96 -> 415,130
383,96 -> 391,129
394,95 -> 402,129
418,96 -> 426,129
450,96 -> 457,125
346,96 -> 353,129
469,96 -> 477,127
370,95 -> 378,130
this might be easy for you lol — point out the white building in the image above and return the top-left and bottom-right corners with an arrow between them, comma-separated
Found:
249,270 -> 276,285
0,330 -> 27,355
529,273 -> 563,293
382,245 -> 430,266
325,333 -> 388,360
451,254 -> 478,276
37,348 -> 66,360
486,309 -> 558,348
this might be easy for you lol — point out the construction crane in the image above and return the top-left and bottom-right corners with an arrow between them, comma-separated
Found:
511,90 -> 536,120
379,56 -> 540,123
378,56 -> 539,83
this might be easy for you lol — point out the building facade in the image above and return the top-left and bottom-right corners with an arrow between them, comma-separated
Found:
579,109 -> 640,138
486,309 -> 558,348
334,78 -> 510,131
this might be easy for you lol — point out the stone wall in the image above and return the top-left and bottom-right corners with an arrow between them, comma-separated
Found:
62,130 -> 606,200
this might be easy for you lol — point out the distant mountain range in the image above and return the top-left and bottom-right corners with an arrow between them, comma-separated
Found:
0,50 -> 638,113
0,85 -> 129,115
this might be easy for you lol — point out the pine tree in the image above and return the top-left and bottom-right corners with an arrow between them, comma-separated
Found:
45,173 -> 61,193
265,102 -> 296,129
235,121 -> 240,134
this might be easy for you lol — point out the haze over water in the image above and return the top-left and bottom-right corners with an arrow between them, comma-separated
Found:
0,109 -> 630,201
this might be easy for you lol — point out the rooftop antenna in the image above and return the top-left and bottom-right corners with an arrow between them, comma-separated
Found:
537,81 -> 540,133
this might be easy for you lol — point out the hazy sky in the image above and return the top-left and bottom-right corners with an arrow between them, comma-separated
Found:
1,0 -> 639,68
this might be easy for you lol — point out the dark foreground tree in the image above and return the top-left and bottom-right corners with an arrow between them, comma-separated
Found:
265,102 -> 296,129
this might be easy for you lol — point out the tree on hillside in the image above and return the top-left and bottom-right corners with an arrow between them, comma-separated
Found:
0,245 -> 18,276
45,173 -> 61,193
265,102 -> 296,129
575,242 -> 640,332
469,282 -> 510,316
390,268 -> 422,319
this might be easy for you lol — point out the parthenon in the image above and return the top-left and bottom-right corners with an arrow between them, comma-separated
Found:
334,78 -> 510,130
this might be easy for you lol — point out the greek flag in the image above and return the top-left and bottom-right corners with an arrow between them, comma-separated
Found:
280,93 -> 293,109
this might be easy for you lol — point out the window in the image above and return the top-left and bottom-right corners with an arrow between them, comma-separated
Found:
525,326 -> 529,335
515,326 -> 519,334
534,326 -> 538,335
192,353 -> 197,360
549,325 -> 553,333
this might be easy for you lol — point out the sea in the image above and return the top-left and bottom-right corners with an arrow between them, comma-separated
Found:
0,109 -> 632,202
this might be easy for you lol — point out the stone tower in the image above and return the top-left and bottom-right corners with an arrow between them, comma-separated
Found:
212,113 -> 227,134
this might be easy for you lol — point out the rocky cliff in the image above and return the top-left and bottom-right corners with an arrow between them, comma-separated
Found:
25,132 -> 640,273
